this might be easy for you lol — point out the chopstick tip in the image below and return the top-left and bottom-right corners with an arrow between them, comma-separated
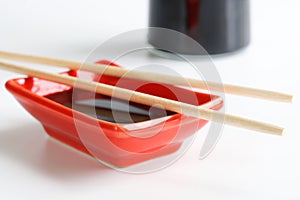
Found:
289,95 -> 294,103
276,128 -> 285,136
277,94 -> 293,103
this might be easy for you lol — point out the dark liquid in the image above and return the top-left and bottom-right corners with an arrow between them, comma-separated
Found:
46,90 -> 174,124
149,0 -> 250,54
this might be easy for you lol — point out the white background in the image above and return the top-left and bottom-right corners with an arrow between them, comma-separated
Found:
0,0 -> 299,199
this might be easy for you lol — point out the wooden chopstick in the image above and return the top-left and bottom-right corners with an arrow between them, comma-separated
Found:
0,61 -> 284,136
0,51 -> 293,103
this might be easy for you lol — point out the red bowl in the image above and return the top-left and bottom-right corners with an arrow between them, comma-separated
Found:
5,60 -> 223,167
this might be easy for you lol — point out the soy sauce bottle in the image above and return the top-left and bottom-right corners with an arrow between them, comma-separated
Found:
148,0 -> 250,55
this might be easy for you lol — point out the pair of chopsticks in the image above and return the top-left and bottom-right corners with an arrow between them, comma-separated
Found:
0,51 -> 293,135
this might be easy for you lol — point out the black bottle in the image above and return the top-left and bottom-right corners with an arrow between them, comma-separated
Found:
148,0 -> 250,55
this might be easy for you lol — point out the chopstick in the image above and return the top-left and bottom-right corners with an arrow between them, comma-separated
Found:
0,51 -> 293,103
0,61 -> 284,136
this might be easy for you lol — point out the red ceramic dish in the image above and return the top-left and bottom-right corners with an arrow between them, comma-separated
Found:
5,60 -> 223,168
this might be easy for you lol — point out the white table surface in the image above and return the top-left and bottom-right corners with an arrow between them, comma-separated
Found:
0,0 -> 299,199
